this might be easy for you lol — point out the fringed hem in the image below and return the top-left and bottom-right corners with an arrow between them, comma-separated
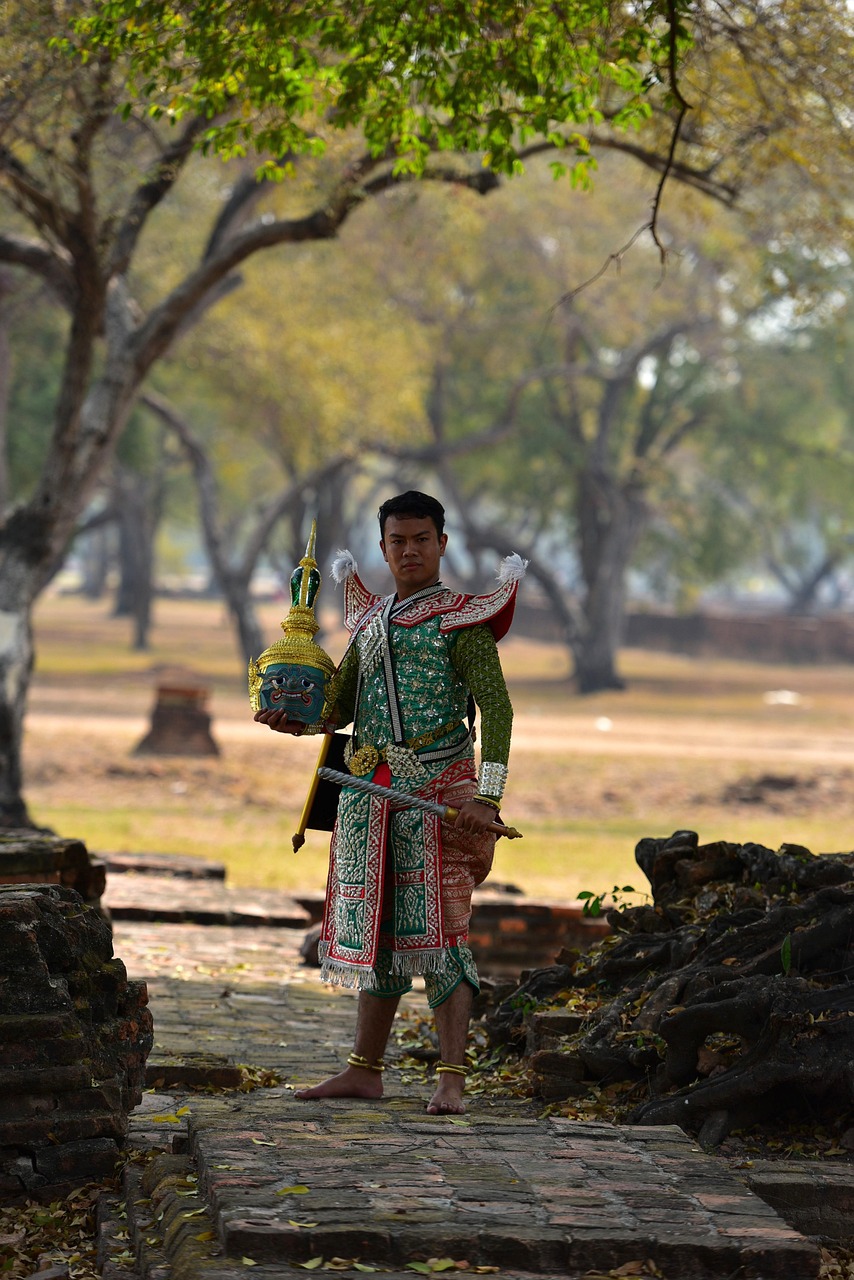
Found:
318,946 -> 454,991
320,957 -> 379,991
391,948 -> 451,978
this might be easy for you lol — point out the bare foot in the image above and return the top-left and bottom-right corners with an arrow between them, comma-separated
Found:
294,1064 -> 384,1101
426,1074 -> 466,1115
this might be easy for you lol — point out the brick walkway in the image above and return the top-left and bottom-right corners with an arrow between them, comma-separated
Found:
101,921 -> 824,1280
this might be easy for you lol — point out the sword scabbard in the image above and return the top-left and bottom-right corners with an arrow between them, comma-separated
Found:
292,732 -> 334,851
317,767 -> 523,839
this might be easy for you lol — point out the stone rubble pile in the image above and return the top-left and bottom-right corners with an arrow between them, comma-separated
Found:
0,883 -> 153,1196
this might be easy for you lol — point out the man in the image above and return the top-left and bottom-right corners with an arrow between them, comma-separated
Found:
256,491 -> 523,1113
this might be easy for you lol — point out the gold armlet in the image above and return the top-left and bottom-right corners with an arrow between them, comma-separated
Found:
472,794 -> 501,811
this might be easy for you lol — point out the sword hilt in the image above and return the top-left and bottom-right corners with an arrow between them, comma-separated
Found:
444,807 -> 523,840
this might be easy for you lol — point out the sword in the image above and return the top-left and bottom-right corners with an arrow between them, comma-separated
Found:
317,766 -> 523,839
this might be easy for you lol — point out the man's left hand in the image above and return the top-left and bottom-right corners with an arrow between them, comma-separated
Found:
453,800 -> 499,835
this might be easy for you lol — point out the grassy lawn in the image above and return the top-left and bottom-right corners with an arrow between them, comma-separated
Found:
24,593 -> 854,901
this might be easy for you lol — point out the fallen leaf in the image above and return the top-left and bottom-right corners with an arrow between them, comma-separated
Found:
276,1185 -> 310,1195
195,1231 -> 217,1242
612,1263 -> 646,1277
288,1221 -> 319,1229
251,1138 -> 277,1147
299,1257 -> 324,1270
353,1266 -> 377,1273
242,1258 -> 258,1267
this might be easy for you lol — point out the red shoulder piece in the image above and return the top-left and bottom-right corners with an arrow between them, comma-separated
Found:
437,577 -> 520,642
343,572 -> 383,633
390,578 -> 522,642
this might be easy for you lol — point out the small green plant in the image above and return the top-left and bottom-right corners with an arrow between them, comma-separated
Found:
578,884 -> 640,918
781,933 -> 793,975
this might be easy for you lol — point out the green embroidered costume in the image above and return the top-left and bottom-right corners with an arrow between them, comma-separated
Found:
317,556 -> 523,1004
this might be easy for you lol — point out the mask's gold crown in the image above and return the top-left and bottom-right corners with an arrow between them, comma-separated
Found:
248,520 -> 335,711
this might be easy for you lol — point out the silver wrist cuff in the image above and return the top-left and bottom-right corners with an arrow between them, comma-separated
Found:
478,761 -> 508,800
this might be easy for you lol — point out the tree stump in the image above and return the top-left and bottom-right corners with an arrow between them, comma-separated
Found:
0,884 -> 153,1197
134,668 -> 219,757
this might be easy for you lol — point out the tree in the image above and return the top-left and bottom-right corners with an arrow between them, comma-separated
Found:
638,277 -> 854,614
67,0 -> 688,181
3,0 -> 852,825
143,390 -> 353,662
0,1 -> 499,827
349,163 -> 752,689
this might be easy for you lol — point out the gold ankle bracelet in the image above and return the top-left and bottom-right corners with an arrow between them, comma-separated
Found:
435,1061 -> 467,1077
347,1052 -> 385,1073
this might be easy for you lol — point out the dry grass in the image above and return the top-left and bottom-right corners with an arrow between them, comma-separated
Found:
25,593 -> 854,900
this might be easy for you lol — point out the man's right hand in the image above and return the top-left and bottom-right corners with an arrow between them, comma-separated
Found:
254,708 -> 306,735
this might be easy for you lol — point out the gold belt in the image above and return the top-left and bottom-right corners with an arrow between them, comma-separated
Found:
347,720 -> 465,778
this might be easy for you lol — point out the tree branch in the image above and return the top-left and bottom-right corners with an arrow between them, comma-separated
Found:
131,158 -> 502,379
0,145 -> 68,241
0,232 -> 74,305
141,390 -> 354,577
108,114 -> 212,277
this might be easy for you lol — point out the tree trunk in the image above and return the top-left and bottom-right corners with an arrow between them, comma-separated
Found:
0,538 -> 38,828
80,524 -> 113,600
0,293 -> 11,517
573,468 -> 647,693
223,570 -> 266,664
111,466 -> 164,650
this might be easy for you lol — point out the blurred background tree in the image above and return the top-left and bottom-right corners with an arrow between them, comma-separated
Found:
0,0 -> 852,824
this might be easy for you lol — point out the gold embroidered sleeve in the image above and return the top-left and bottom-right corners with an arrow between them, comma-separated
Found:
450,624 -> 513,769
323,643 -> 359,729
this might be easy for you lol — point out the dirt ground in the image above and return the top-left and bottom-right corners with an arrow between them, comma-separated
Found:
20,594 -> 854,897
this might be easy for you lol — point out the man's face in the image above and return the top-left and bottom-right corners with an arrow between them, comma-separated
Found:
380,514 -> 447,600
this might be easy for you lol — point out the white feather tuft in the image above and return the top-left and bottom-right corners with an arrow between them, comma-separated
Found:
496,552 -> 528,586
331,549 -> 358,585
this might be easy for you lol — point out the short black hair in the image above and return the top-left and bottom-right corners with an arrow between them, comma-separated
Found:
378,491 -> 445,538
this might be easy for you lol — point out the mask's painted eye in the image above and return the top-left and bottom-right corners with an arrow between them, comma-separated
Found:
300,677 -> 316,691
268,675 -> 285,688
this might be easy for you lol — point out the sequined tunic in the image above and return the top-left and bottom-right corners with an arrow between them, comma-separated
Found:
329,611 -> 512,790
317,580 -> 515,989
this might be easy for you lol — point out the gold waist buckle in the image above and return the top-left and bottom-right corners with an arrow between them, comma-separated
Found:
347,720 -> 465,778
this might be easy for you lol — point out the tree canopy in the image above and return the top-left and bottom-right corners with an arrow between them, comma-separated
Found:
64,1 -> 690,180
